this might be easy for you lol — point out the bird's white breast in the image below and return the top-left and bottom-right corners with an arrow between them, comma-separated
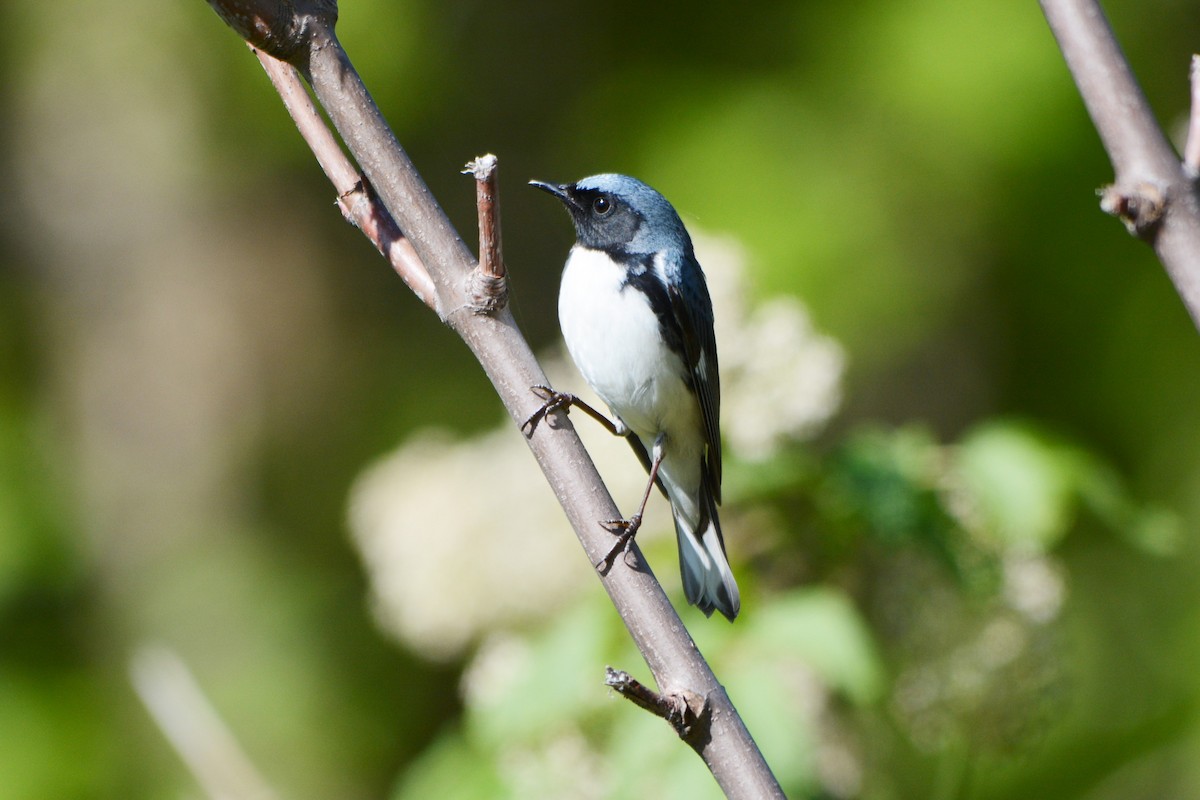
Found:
558,246 -> 699,446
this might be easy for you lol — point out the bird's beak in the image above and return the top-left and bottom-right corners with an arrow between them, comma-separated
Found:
529,180 -> 576,208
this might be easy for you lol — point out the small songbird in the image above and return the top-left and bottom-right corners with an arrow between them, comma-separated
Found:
527,174 -> 739,621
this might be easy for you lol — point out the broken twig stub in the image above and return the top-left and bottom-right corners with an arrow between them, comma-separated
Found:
605,667 -> 711,746
1099,181 -> 1166,237
463,154 -> 508,313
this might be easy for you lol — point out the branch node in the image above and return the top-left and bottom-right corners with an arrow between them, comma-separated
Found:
337,179 -> 371,225
1099,181 -> 1166,237
463,154 -> 508,314
466,271 -> 509,314
605,667 -> 711,745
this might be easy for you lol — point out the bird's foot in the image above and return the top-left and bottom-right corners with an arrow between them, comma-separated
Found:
595,514 -> 642,574
521,385 -> 578,436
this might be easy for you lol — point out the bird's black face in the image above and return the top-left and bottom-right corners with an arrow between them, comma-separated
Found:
531,181 -> 642,253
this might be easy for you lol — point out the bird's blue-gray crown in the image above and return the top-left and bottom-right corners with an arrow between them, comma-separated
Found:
530,173 -> 692,257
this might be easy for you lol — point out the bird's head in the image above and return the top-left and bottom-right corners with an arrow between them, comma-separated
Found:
530,173 -> 690,256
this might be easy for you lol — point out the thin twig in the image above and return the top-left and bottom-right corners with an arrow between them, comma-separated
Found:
605,667 -> 708,744
464,154 -> 506,281
251,45 -> 438,310
131,645 -> 277,800
463,154 -> 508,312
1040,0 -> 1200,331
1185,55 -> 1200,178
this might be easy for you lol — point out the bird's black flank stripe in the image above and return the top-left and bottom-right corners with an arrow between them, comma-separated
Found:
618,253 -> 687,368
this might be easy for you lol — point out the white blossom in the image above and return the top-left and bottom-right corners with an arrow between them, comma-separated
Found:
702,233 -> 844,460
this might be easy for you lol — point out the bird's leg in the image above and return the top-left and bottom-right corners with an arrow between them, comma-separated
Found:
522,384 -> 660,576
521,385 -> 626,437
597,434 -> 666,575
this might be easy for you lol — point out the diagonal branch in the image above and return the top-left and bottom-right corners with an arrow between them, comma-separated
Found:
1040,0 -> 1200,332
205,1 -> 783,797
131,646 -> 278,800
252,45 -> 437,308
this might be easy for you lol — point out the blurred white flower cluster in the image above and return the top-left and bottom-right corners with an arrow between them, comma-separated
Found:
703,234 -> 845,460
348,232 -> 844,659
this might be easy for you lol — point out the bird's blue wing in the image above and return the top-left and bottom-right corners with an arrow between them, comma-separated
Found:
668,251 -> 722,504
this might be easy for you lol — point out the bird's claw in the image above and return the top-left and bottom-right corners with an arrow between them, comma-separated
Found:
521,385 -> 577,436
595,514 -> 642,575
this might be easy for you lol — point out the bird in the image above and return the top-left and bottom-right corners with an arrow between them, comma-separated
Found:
526,173 -> 739,621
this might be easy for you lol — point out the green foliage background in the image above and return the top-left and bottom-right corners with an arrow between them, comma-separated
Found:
2,0 -> 1200,797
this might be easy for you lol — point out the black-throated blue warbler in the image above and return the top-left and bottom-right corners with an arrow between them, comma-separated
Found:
526,174 -> 739,621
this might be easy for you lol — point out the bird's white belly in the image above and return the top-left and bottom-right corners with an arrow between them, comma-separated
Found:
557,246 -> 699,444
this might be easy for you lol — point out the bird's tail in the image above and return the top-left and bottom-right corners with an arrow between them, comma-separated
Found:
673,488 -> 740,621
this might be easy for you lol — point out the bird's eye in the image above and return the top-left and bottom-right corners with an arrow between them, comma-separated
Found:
592,196 -> 612,215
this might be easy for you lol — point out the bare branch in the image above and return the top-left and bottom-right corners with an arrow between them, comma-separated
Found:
205,2 -> 784,796
1041,0 -> 1200,331
1041,0 -> 1175,182
252,46 -> 437,309
131,645 -> 277,800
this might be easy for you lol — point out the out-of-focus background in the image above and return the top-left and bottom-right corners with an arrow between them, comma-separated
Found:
4,1 -> 1200,798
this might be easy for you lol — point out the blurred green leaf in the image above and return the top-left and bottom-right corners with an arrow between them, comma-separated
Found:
724,588 -> 886,795
955,420 -> 1183,555
392,727 -> 504,800
822,426 -> 949,544
740,588 -> 885,705
818,427 -> 993,591
1072,458 -> 1183,556
466,599 -> 623,748
955,422 -> 1081,552
0,401 -> 76,606
0,670 -> 114,800
604,705 -> 730,800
